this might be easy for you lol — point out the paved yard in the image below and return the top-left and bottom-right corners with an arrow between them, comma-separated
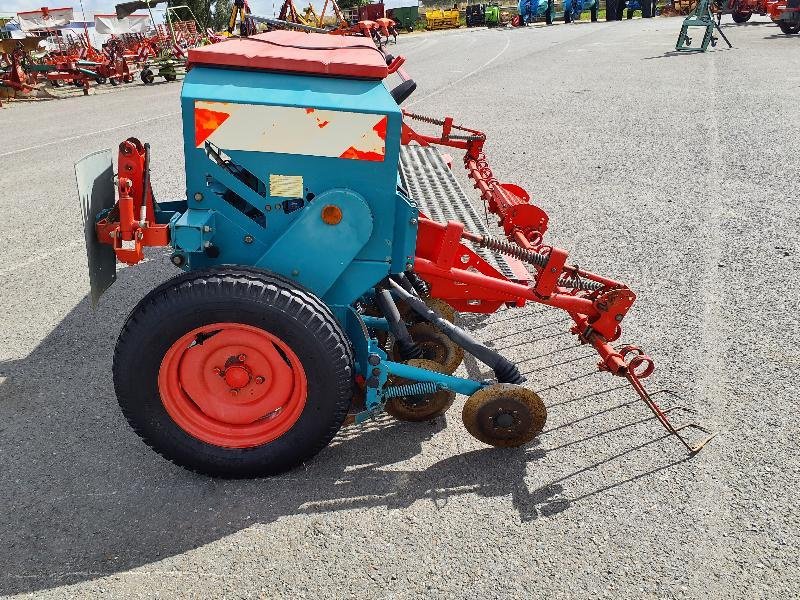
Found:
0,16 -> 798,599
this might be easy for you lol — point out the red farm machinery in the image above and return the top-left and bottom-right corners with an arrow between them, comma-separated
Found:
75,31 -> 714,478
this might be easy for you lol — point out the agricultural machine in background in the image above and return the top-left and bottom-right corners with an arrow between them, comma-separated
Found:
115,1 -> 205,84
386,5 -> 419,32
75,31 -> 713,478
676,0 -> 732,51
425,7 -> 461,29
516,0 -> 598,25
466,3 -> 502,26
768,0 -> 800,32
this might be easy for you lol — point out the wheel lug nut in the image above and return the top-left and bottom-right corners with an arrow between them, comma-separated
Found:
238,354 -> 246,362
213,367 -> 223,376
255,376 -> 265,384
230,389 -> 238,395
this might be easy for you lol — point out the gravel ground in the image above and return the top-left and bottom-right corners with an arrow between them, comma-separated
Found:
1,16 -> 798,599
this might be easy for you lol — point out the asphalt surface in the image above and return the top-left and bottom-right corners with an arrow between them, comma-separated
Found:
1,16 -> 799,599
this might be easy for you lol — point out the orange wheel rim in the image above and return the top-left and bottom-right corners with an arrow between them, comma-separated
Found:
158,322 -> 307,448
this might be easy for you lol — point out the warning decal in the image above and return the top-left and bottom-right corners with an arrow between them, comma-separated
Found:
194,101 -> 387,162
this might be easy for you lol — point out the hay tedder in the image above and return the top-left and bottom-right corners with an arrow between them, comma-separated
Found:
75,31 -> 713,477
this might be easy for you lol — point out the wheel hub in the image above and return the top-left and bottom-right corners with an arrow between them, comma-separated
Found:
222,363 -> 252,390
493,411 -> 515,429
158,322 -> 307,448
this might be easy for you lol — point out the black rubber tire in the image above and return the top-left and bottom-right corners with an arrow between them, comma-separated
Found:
778,21 -> 800,34
565,10 -> 572,23
591,5 -> 598,21
113,267 -> 354,478
732,11 -> 751,23
140,68 -> 155,85
109,77 -> 119,86
164,73 -> 177,82
95,76 -> 107,85
626,8 -> 634,19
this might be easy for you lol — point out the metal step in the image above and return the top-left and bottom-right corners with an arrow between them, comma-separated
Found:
399,144 -> 517,280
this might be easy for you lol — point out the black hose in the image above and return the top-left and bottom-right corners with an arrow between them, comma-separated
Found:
388,278 -> 524,384
375,289 -> 422,361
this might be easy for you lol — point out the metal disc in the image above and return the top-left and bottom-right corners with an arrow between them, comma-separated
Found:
394,323 -> 464,375
462,384 -> 547,448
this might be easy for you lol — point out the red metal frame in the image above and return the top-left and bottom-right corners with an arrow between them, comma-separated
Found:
402,110 -> 714,452
95,138 -> 169,264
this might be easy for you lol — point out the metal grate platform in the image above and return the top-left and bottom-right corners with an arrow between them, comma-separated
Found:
399,144 -> 516,280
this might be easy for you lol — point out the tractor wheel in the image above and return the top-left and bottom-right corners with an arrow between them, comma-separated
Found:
51,79 -> 64,88
778,21 -> 800,34
731,11 -> 751,23
565,10 -> 572,23
95,76 -> 107,85
109,77 -> 119,86
123,74 -> 133,84
140,68 -> 155,84
164,72 -> 178,82
462,384 -> 546,448
73,79 -> 84,87
591,4 -> 598,21
385,359 -> 455,422
626,8 -> 634,19
113,267 -> 354,478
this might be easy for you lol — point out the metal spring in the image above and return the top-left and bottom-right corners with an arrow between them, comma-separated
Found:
403,111 -> 446,126
447,134 -> 486,142
558,275 -> 605,292
383,381 -> 440,399
407,272 -> 431,298
476,236 -> 549,268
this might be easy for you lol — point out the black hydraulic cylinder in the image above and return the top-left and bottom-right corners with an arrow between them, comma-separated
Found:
388,278 -> 524,384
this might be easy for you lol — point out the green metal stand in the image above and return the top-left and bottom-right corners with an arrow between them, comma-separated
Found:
675,0 -> 732,52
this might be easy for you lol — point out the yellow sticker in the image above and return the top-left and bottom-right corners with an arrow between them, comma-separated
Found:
269,174 -> 303,198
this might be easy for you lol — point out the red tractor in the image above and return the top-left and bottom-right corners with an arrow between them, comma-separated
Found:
724,0 -> 780,22
768,0 -> 800,32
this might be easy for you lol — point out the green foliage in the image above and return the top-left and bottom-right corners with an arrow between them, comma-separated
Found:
210,0 -> 233,30
168,0 -> 232,31
338,0 -> 372,9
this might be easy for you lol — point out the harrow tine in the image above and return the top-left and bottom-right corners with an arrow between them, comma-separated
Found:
626,376 -> 716,454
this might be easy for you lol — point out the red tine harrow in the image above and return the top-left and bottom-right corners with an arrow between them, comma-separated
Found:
400,109 -> 716,453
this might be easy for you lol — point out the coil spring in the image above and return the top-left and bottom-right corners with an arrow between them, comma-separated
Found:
383,381 -> 440,399
477,236 -> 549,268
448,134 -> 487,142
407,272 -> 431,298
558,275 -> 605,292
403,111 -> 446,126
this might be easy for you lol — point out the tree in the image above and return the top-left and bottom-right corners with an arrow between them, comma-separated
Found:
168,0 -> 231,31
337,0 -> 372,9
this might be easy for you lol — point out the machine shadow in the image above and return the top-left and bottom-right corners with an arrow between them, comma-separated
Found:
0,256 -> 692,595
0,258 -> 555,595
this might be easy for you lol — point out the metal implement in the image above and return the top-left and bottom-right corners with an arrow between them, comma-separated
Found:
75,30 -> 714,478
676,0 -> 733,52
